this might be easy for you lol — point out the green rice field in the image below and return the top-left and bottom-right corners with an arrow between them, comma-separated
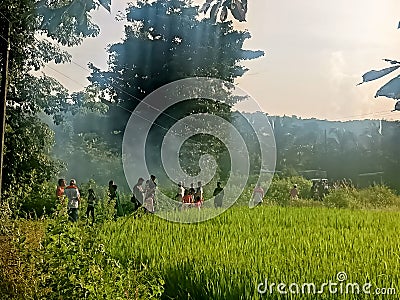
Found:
101,206 -> 400,299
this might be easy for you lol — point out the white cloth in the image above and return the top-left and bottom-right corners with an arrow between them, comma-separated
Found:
64,186 -> 80,209
196,186 -> 203,200
178,186 -> 185,198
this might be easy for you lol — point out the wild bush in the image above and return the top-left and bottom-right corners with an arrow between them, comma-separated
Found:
266,176 -> 312,205
323,185 -> 400,210
357,185 -> 400,209
323,187 -> 358,209
16,212 -> 164,299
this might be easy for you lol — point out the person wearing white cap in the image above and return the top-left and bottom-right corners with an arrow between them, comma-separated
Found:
177,182 -> 185,199
64,179 -> 81,222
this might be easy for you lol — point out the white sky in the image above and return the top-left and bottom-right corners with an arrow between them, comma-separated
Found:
43,0 -> 400,121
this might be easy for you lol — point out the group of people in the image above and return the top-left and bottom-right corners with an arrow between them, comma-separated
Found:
56,178 -> 91,223
56,176 -> 280,222
173,181 -> 226,209
310,178 -> 354,201
176,181 -> 204,209
311,179 -> 329,201
131,175 -> 157,213
55,175 -> 157,224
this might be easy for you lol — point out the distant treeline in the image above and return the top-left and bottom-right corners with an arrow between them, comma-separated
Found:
48,111 -> 400,192
247,113 -> 400,190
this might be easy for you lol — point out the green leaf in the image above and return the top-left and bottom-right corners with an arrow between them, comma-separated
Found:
199,0 -> 213,14
220,6 -> 228,22
98,0 -> 111,12
358,66 -> 400,85
210,2 -> 221,23
375,75 -> 400,99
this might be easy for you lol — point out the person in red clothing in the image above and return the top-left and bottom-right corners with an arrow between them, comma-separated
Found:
182,189 -> 193,210
56,179 -> 66,205
194,195 -> 202,210
56,179 -> 66,197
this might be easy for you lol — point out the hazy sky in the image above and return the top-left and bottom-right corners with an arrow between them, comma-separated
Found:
43,0 -> 400,121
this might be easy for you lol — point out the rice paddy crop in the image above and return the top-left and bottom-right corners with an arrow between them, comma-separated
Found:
100,206 -> 400,299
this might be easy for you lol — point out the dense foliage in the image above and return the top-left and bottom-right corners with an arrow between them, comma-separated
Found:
2,177 -> 400,298
0,182 -> 164,299
0,0 -> 111,201
88,0 -> 263,149
261,114 -> 400,190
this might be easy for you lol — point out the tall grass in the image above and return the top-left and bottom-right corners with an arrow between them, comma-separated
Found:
5,178 -> 400,299
102,206 -> 400,299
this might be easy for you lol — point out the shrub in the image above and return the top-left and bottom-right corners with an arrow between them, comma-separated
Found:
17,214 -> 164,299
266,176 -> 312,206
357,185 -> 400,209
3,181 -> 57,219
323,188 -> 358,209
19,181 -> 57,218
323,185 -> 400,210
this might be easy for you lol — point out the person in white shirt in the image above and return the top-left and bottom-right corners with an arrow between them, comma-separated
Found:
64,179 -> 80,222
176,181 -> 185,202
195,181 -> 203,201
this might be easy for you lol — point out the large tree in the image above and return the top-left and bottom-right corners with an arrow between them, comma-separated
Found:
89,0 -> 263,141
88,0 -> 263,185
0,0 -> 110,202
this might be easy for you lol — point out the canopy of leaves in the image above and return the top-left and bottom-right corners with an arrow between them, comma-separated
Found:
0,0 -> 108,120
359,20 -> 400,105
200,0 -> 248,22
86,0 -> 264,185
0,0 -> 111,200
36,0 -> 101,46
89,0 -> 263,137
2,107 -> 61,207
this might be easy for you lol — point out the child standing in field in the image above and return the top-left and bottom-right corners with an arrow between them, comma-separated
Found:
132,177 -> 145,211
56,178 -> 66,199
290,184 -> 298,199
195,181 -> 203,202
213,181 -> 224,208
86,188 -> 96,225
251,185 -> 264,208
108,180 -> 116,204
175,182 -> 185,202
189,183 -> 196,196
